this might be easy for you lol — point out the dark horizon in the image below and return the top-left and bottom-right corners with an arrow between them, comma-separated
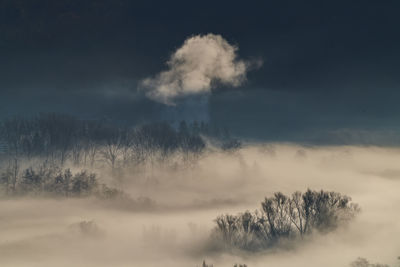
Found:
1,0 -> 400,144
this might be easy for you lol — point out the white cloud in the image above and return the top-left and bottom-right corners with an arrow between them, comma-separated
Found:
141,34 -> 260,105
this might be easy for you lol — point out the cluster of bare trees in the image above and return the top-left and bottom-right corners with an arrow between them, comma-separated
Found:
0,113 -> 208,171
199,261 -> 247,267
0,162 -> 124,198
198,258 -> 400,267
351,258 -> 390,267
214,190 -> 360,251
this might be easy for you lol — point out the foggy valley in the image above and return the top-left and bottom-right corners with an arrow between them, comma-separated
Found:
0,115 -> 399,266
1,1 -> 400,266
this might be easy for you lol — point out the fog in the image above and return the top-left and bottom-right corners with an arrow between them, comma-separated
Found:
1,144 -> 400,266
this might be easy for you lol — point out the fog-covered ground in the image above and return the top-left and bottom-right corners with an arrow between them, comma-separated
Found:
1,144 -> 399,267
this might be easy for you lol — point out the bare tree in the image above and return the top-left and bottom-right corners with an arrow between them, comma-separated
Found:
101,129 -> 123,170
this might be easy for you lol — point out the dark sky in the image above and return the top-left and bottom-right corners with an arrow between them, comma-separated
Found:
1,0 -> 400,144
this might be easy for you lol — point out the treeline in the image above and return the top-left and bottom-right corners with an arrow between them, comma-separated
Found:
0,162 -> 124,199
351,258 -> 391,267
199,258 -> 398,267
198,257 -> 400,267
351,257 -> 400,267
199,261 -> 247,267
213,190 -> 359,251
0,113 -> 241,169
0,113 -> 215,169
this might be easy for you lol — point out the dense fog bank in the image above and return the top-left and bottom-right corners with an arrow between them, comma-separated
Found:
0,144 -> 400,266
